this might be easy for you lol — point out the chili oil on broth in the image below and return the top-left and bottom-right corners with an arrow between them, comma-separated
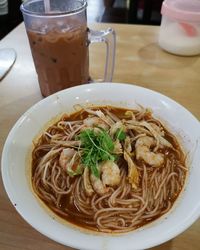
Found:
31,105 -> 188,233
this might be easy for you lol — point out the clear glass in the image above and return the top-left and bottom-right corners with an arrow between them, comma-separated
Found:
21,0 -> 116,97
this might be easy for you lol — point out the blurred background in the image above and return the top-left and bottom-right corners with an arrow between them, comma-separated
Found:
0,0 -> 164,40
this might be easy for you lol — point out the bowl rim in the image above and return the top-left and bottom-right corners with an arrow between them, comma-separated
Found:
1,82 -> 200,250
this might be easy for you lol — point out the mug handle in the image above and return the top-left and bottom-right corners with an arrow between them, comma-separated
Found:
88,28 -> 116,82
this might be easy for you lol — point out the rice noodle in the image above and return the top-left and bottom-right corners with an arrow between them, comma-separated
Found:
31,106 -> 187,233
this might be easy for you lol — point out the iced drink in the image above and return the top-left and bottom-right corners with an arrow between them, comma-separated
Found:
27,25 -> 89,96
21,0 -> 116,97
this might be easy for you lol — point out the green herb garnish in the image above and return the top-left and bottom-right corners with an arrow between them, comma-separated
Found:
79,129 -> 115,177
115,128 -> 126,141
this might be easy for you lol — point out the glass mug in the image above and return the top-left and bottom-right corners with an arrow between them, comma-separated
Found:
20,0 -> 116,97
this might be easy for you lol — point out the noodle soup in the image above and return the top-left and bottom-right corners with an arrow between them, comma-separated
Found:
31,106 -> 187,233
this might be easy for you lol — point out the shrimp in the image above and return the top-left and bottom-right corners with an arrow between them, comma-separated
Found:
90,174 -> 108,196
101,161 -> 121,187
135,136 -> 164,167
89,161 -> 121,196
59,148 -> 75,170
59,148 -> 83,175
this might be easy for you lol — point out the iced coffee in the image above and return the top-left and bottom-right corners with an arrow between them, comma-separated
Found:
27,25 -> 89,96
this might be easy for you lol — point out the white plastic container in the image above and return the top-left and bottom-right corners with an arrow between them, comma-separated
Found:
159,0 -> 200,56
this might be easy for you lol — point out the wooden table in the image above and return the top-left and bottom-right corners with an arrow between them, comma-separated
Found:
0,22 -> 200,250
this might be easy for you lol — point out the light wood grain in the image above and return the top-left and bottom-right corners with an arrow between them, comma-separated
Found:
0,22 -> 199,250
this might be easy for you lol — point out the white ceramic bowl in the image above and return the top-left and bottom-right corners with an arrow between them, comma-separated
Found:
2,83 -> 200,250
